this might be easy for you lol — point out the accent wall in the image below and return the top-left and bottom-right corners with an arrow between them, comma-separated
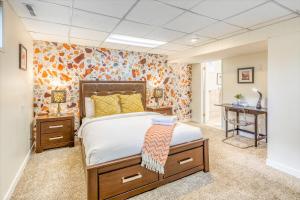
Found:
33,41 -> 192,127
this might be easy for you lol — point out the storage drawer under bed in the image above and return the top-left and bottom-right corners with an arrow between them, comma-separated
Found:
164,146 -> 204,178
99,164 -> 159,199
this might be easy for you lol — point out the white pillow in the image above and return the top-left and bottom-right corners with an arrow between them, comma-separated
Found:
85,97 -> 95,118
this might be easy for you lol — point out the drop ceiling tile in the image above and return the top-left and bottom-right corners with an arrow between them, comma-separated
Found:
30,32 -> 69,43
72,9 -> 120,32
149,48 -> 177,55
192,0 -> 267,20
70,37 -> 101,47
126,0 -> 184,26
225,2 -> 291,28
159,43 -> 192,51
125,46 -> 151,53
196,22 -> 242,38
249,13 -> 298,30
276,0 -> 300,12
9,0 -> 72,24
39,0 -> 73,7
113,20 -> 154,38
158,0 -> 205,9
22,19 -> 69,36
144,28 -> 185,42
172,34 -> 213,46
70,27 -> 108,41
73,0 -> 137,18
100,42 -> 128,50
216,29 -> 248,40
165,12 -> 216,33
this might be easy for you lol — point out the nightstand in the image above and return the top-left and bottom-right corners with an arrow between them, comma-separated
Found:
146,106 -> 173,115
35,114 -> 74,153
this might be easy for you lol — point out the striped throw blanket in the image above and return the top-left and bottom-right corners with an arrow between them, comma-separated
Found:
141,124 -> 176,174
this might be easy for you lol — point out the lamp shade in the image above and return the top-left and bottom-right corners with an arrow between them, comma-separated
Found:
51,90 -> 66,103
153,88 -> 163,98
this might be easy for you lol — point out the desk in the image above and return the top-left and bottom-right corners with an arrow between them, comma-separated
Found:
217,104 -> 267,147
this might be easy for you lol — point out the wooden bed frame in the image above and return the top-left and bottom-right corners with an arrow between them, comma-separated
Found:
79,80 -> 209,200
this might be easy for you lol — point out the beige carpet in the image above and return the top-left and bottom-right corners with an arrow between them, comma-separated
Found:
11,124 -> 300,200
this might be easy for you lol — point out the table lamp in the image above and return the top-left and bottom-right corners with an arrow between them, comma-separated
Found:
153,88 -> 163,108
51,90 -> 66,116
252,88 -> 262,109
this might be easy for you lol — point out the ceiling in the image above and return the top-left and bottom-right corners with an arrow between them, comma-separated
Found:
8,0 -> 300,55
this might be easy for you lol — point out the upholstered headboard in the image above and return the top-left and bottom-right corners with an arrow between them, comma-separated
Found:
79,81 -> 146,120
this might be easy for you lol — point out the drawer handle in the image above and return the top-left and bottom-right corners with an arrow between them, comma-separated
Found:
49,136 -> 64,141
179,158 -> 193,165
49,125 -> 63,129
122,173 -> 142,183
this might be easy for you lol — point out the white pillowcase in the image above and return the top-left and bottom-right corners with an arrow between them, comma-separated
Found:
85,97 -> 95,118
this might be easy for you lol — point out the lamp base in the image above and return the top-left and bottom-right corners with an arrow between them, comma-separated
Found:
56,103 -> 62,116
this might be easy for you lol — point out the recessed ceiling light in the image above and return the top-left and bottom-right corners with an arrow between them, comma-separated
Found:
190,38 -> 198,43
105,34 -> 166,48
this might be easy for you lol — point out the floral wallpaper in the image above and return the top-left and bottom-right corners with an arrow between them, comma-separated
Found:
33,41 -> 192,128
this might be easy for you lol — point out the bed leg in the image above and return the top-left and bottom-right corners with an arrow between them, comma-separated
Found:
87,168 -> 98,200
203,139 -> 209,172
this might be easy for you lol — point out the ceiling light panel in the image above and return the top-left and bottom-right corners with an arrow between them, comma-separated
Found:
196,22 -> 242,38
70,27 -> 109,41
165,12 -> 216,33
23,19 -> 69,36
113,20 -> 154,38
225,2 -> 291,28
144,28 -> 186,42
126,0 -> 184,26
73,0 -> 137,18
9,0 -> 72,24
105,34 -> 166,48
192,0 -> 268,20
158,0 -> 205,10
72,9 -> 120,32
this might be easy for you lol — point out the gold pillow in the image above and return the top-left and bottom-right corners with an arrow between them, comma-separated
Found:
119,93 -> 144,113
91,94 -> 121,117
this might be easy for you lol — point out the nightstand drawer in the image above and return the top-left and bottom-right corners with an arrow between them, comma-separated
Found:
41,120 -> 72,134
41,132 -> 71,147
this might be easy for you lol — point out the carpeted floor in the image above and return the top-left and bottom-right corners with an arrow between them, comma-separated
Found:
11,124 -> 300,200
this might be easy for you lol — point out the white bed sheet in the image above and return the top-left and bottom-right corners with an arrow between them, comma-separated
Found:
78,112 -> 203,166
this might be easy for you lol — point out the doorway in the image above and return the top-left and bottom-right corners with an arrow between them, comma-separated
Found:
201,60 -> 222,129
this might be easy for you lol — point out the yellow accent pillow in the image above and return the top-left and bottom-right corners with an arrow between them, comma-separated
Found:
91,94 -> 121,117
119,93 -> 144,113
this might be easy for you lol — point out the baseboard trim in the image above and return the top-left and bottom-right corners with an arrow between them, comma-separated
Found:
3,145 -> 33,200
266,158 -> 300,178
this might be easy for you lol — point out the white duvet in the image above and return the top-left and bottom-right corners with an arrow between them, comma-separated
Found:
78,112 -> 202,166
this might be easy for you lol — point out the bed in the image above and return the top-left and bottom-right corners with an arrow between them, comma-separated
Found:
78,80 -> 209,200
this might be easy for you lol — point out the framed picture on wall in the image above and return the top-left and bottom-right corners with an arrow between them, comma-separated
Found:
19,44 -> 27,71
237,67 -> 254,83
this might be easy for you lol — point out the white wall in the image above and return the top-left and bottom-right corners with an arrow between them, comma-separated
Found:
191,63 -> 202,123
222,51 -> 268,107
267,32 -> 300,178
0,1 -> 33,199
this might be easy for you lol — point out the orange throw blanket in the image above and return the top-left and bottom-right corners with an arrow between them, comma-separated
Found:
141,124 -> 176,174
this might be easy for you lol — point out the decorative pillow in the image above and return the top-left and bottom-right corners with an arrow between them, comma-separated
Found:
119,93 -> 144,113
85,97 -> 95,118
91,94 -> 121,117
